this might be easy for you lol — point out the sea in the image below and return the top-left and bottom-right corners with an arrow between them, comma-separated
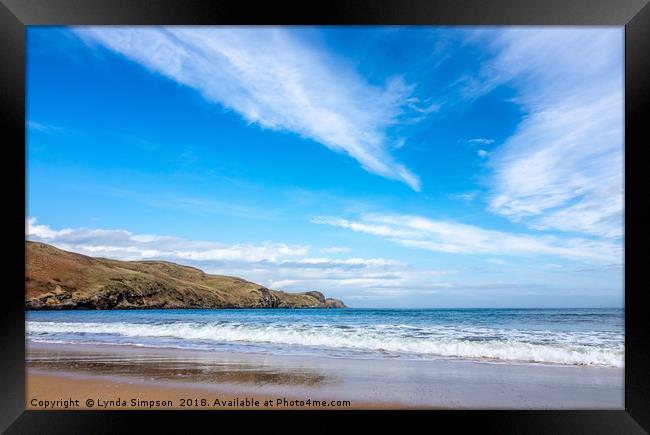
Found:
26,308 -> 624,368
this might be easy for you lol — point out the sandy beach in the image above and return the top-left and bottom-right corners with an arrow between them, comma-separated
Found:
26,342 -> 623,410
27,372 -> 399,410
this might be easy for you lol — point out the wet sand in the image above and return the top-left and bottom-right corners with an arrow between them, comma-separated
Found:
27,372 -> 398,410
26,342 -> 624,409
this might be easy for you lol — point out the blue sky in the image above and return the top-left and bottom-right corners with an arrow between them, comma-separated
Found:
26,26 -> 624,308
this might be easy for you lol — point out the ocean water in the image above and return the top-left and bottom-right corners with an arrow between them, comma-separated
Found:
26,308 -> 624,368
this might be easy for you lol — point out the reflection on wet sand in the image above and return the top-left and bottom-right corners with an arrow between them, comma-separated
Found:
27,346 -> 331,387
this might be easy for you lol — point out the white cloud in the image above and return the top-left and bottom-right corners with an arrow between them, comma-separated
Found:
477,149 -> 488,158
74,27 -> 422,190
280,257 -> 399,268
475,28 -> 623,239
311,216 -> 417,238
468,138 -> 495,145
26,120 -> 63,134
27,217 -> 73,239
449,191 -> 478,203
313,213 -> 622,264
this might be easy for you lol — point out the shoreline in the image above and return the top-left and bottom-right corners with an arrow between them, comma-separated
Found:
27,341 -> 624,409
28,339 -> 620,369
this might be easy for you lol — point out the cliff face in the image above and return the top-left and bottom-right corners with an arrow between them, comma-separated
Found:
25,241 -> 345,310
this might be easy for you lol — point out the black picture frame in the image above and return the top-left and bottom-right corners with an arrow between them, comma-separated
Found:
1,0 -> 648,433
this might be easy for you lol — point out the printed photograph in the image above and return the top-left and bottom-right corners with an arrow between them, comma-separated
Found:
26,26 -> 624,410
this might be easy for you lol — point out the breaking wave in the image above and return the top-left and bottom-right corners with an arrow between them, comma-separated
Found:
27,320 -> 624,367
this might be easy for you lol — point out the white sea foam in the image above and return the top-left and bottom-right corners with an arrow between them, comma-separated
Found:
27,321 -> 624,367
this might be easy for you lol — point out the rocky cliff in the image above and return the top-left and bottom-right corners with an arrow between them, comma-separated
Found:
25,241 -> 345,310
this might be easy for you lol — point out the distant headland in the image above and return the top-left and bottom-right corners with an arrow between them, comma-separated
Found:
25,241 -> 345,310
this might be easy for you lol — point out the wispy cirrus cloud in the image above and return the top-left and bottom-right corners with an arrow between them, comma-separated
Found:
73,27 -> 423,190
26,120 -> 64,134
312,214 -> 622,264
468,138 -> 495,145
473,28 -> 624,239
448,191 -> 478,204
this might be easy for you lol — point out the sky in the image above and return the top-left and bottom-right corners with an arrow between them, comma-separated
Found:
26,26 -> 624,308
